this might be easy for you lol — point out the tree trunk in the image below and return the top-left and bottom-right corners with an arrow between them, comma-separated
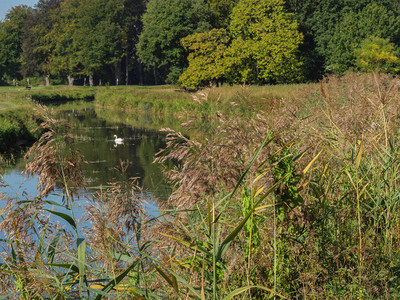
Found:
45,74 -> 50,86
125,48 -> 129,85
68,75 -> 74,86
115,61 -> 122,85
89,75 -> 94,87
139,60 -> 143,85
153,64 -> 157,85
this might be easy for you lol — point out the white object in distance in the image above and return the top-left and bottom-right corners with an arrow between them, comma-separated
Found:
113,134 -> 124,144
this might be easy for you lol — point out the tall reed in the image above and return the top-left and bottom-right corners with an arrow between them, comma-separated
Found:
151,73 -> 400,298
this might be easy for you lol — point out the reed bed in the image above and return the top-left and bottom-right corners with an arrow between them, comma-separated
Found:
1,72 -> 400,298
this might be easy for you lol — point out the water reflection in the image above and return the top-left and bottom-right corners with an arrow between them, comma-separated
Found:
58,108 -> 172,201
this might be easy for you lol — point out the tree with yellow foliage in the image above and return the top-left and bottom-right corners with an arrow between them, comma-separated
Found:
179,0 -> 303,89
355,36 -> 400,74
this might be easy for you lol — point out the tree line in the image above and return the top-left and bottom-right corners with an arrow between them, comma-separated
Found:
0,0 -> 399,87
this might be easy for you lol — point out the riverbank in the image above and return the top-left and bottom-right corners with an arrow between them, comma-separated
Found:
0,82 -> 313,118
0,88 -> 42,153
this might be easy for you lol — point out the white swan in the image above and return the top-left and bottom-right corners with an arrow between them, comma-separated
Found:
113,134 -> 124,144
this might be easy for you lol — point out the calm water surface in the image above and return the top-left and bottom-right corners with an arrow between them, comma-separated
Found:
2,108 -> 172,222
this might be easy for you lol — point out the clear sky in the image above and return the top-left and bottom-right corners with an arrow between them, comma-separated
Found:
0,0 -> 38,21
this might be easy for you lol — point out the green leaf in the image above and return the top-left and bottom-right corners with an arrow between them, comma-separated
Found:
45,209 -> 76,230
154,265 -> 179,294
44,199 -> 67,207
94,260 -> 140,300
46,263 -> 79,274
223,285 -> 287,299
47,229 -> 64,264
216,175 -> 286,262
77,238 -> 87,294
217,133 -> 274,208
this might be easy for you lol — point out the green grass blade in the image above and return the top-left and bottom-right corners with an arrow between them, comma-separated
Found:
45,209 -> 77,231
47,229 -> 64,264
77,238 -> 87,296
216,133 -> 274,207
35,222 -> 47,262
216,176 -> 286,262
94,260 -> 140,300
223,285 -> 287,299
154,265 -> 179,294
46,263 -> 79,274
110,252 -> 140,264
86,286 -> 113,298
167,268 -> 202,299
159,232 -> 213,258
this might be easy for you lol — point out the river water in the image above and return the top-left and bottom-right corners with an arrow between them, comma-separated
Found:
1,107 -> 172,222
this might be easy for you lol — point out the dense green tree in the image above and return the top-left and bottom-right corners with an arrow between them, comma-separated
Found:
285,0 -> 330,80
227,0 -> 303,84
46,0 -> 81,85
285,0 -> 400,78
121,0 -> 147,85
206,0 -> 238,28
4,0 -> 400,86
179,28 -> 229,88
326,3 -> 400,73
21,0 -> 61,85
73,0 -> 126,85
0,6 -> 33,82
180,0 -> 303,88
20,0 -> 147,86
137,0 -> 212,84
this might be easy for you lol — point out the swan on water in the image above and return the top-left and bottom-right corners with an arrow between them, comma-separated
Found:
113,135 -> 124,143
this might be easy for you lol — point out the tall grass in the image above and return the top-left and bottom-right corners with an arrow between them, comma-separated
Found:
150,72 -> 400,298
95,88 -> 198,116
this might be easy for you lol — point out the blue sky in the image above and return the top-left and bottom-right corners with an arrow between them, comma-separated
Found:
1,0 -> 38,20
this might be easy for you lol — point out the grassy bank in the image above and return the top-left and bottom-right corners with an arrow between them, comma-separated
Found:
94,85 -> 194,114
0,89 -> 41,153
0,83 -> 314,122
0,85 -> 95,104
93,83 -> 314,119
0,107 -> 42,152
0,86 -> 95,154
